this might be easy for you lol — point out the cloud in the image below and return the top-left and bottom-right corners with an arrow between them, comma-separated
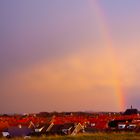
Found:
1,43 -> 140,113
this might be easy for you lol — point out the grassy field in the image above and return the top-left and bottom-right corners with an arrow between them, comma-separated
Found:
1,133 -> 140,140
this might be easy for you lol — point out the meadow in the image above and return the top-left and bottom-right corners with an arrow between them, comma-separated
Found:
1,133 -> 140,140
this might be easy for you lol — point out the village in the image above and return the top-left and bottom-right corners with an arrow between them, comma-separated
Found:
1,106 -> 140,138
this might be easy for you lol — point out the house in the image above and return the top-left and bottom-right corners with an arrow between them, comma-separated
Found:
61,123 -> 75,135
127,123 -> 137,130
84,122 -> 98,133
118,122 -> 137,130
71,123 -> 84,135
47,124 -> 64,135
2,125 -> 32,138
108,119 -> 133,130
47,123 -> 84,136
33,123 -> 54,136
118,123 -> 126,130
124,106 -> 139,115
28,121 -> 35,129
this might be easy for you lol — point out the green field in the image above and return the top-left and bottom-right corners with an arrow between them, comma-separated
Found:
1,133 -> 140,140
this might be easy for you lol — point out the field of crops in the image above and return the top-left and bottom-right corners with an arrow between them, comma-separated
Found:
1,132 -> 140,140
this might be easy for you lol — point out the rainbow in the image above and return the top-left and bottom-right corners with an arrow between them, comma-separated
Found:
88,0 -> 125,111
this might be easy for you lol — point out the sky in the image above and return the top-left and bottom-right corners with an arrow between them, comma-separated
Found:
1,0 -> 140,113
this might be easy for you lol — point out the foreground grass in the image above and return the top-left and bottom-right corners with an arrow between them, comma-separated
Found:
1,132 -> 140,140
